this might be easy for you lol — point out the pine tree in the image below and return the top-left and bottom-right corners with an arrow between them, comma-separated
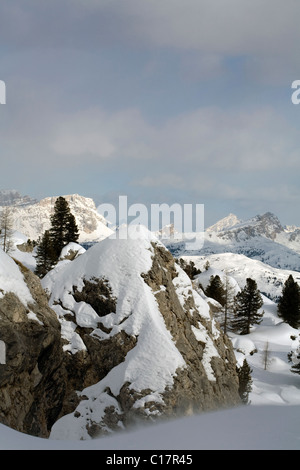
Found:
237,359 -> 253,404
277,275 -> 300,329
233,278 -> 263,335
49,196 -> 79,259
34,230 -> 57,278
205,275 -> 226,306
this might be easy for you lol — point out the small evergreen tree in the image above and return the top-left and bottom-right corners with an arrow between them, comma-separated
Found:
277,275 -> 300,329
49,196 -> 79,260
233,278 -> 263,335
205,275 -> 226,306
35,230 -> 57,278
237,359 -> 253,404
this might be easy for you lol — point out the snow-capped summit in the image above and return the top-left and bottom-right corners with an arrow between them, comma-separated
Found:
206,213 -> 241,233
225,212 -> 284,240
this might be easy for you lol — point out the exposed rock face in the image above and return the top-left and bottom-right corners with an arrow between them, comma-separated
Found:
0,259 -> 65,437
143,243 -> 239,415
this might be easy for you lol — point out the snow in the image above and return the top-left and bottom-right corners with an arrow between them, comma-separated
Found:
59,242 -> 86,260
0,404 -> 299,450
0,247 -> 34,306
184,252 -> 300,302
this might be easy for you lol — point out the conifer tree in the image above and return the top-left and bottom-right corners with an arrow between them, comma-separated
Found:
49,196 -> 79,259
233,278 -> 263,335
35,230 -> 56,278
277,275 -> 300,329
205,275 -> 226,306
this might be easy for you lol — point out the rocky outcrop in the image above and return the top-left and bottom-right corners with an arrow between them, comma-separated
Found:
0,227 -> 241,440
44,226 -> 241,440
0,259 -> 66,437
142,243 -> 239,415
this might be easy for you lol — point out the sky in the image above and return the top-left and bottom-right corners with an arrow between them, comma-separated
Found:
0,0 -> 300,227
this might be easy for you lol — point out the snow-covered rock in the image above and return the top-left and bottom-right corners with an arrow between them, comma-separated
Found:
42,225 -> 240,440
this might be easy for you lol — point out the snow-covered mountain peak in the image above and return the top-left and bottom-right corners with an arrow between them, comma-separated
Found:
230,212 -> 284,239
206,213 -> 241,233
5,193 -> 113,244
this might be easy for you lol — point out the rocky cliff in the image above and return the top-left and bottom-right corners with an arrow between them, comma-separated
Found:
44,226 -> 241,440
0,227 -> 241,440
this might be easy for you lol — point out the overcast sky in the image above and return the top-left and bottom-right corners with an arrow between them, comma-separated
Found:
1,0 -> 300,227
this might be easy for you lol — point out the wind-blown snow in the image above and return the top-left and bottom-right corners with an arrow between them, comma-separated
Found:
0,404 -> 299,450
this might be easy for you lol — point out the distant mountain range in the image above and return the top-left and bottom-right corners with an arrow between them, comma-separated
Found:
0,189 -> 38,207
162,212 -> 300,272
2,189 -> 300,272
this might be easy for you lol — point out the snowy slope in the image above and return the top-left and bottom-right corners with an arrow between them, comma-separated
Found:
183,252 -> 300,302
0,404 -> 300,450
206,213 -> 241,232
